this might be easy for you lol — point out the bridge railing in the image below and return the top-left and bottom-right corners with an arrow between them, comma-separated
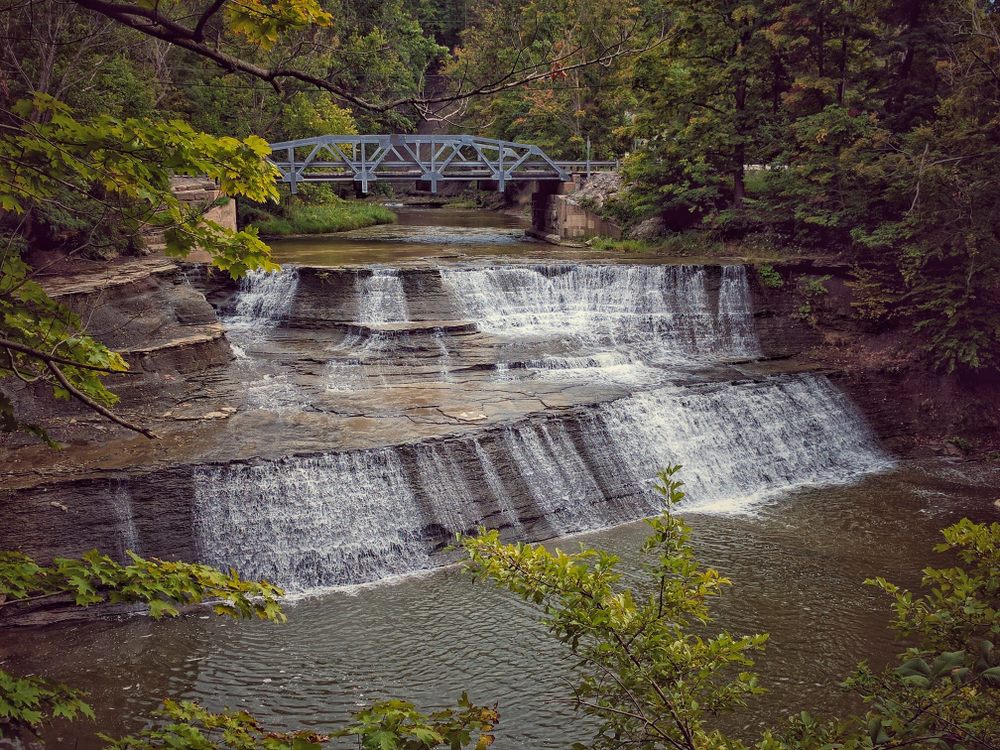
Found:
268,135 -> 616,193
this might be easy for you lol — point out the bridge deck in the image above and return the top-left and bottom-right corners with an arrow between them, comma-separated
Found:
268,134 -> 616,193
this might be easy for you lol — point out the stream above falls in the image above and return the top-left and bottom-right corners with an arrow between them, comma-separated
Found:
4,207 -> 1000,749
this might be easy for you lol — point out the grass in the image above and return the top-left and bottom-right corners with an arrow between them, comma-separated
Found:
248,201 -> 396,236
589,236 -> 659,253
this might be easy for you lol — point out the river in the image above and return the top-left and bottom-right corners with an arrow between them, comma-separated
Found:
3,207 -> 999,749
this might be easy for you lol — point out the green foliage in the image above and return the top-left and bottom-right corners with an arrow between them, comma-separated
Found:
101,699 -> 331,750
0,93 -> 282,440
589,237 -> 658,254
846,266 -> 904,324
0,550 -> 285,739
461,466 -> 768,750
281,93 -> 358,140
223,0 -> 333,50
461,468 -> 1000,750
0,670 -> 94,739
0,549 -> 286,623
248,202 -> 397,236
334,695 -> 499,750
0,548 -> 498,748
101,694 -> 499,750
444,0 -> 644,160
757,264 -> 784,289
945,436 -> 977,454
606,0 -> 1000,374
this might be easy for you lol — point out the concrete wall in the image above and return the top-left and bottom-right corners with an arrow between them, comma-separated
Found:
142,177 -> 237,252
530,181 -> 622,242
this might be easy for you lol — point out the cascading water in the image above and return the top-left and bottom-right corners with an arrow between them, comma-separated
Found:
199,260 -> 891,593
191,376 -> 888,592
193,451 -> 429,589
109,478 -> 140,562
224,267 -> 300,335
355,269 -> 410,324
219,267 -> 308,409
440,264 -> 760,370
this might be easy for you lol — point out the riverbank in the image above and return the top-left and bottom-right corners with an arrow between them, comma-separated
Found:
245,200 -> 396,237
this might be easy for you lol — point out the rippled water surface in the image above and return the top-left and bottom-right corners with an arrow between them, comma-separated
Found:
6,462 -> 999,749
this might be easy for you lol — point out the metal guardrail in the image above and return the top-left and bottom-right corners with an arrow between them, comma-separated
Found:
268,135 -> 617,193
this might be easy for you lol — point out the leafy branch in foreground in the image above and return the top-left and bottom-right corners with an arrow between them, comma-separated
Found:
0,550 -> 499,750
0,549 -> 286,622
1,93 -> 281,442
100,694 -> 499,750
0,549 -> 285,739
460,465 -> 768,750
461,466 -> 1000,750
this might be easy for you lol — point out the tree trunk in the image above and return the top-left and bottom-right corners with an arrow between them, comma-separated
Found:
733,81 -> 746,209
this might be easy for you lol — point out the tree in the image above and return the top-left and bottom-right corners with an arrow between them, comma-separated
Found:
65,0 -> 669,117
0,93 -> 280,442
461,465 -> 769,748
625,0 -> 784,222
0,549 -> 285,740
442,0 -> 647,159
460,466 -> 1000,750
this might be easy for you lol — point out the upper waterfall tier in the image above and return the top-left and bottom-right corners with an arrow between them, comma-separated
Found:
441,264 -> 760,361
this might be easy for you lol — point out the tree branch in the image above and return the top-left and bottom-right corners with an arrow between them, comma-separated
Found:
0,337 -> 130,373
45,359 -> 158,439
69,0 -> 670,112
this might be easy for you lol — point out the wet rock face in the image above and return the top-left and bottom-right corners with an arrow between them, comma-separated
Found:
2,260 -> 233,437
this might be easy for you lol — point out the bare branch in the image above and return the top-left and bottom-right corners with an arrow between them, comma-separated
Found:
0,337 -> 129,373
45,359 -> 158,439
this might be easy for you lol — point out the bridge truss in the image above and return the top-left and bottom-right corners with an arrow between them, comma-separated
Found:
268,135 -> 613,194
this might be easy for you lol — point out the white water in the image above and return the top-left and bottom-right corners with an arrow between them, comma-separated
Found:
199,261 -> 891,592
191,371 -> 888,592
355,269 -> 410,324
224,267 -> 299,334
193,451 -> 430,589
440,264 -> 761,362
220,267 -> 309,409
110,479 -> 140,561
594,374 -> 891,513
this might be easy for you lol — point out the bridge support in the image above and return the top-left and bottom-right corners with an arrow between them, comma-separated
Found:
529,179 -> 621,242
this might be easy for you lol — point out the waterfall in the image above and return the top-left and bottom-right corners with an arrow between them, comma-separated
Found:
355,269 -> 410,324
593,374 -> 889,513
193,450 -> 429,589
191,370 -> 889,592
224,267 -> 299,332
473,439 -> 525,536
190,260 -> 892,592
440,264 -> 760,364
718,265 -> 761,359
110,479 -> 140,562
221,267 -> 306,408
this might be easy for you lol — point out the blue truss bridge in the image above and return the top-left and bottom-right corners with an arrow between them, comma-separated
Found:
268,134 -> 618,194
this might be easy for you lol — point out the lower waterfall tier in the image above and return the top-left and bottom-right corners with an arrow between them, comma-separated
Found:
189,373 -> 888,592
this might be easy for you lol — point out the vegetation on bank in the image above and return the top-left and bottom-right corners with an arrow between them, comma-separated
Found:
243,200 -> 397,237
